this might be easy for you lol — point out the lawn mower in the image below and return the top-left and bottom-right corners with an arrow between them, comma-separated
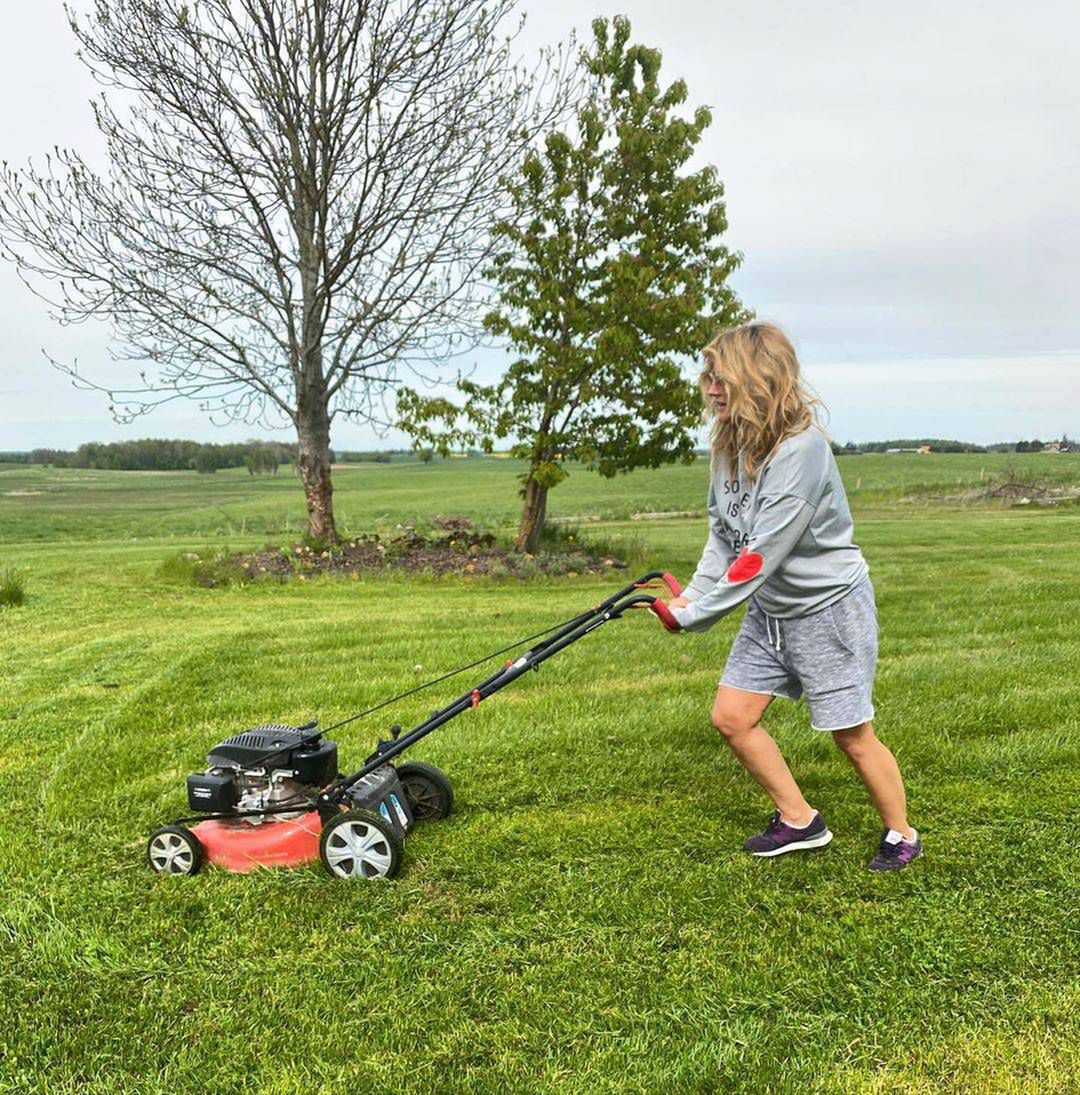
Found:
146,570 -> 683,881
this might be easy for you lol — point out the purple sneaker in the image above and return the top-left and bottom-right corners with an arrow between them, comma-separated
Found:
743,811 -> 833,857
867,830 -> 923,872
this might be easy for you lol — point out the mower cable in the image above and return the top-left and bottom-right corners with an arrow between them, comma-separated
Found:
320,612 -> 592,734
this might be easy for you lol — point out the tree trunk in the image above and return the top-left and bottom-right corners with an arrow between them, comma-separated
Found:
516,474 -> 548,553
296,395 -> 338,544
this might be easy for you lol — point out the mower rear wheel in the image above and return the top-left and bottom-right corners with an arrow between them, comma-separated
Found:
396,761 -> 453,821
319,809 -> 403,880
147,825 -> 203,876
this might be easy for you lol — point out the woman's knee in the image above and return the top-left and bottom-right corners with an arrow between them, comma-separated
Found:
832,722 -> 877,760
710,703 -> 757,741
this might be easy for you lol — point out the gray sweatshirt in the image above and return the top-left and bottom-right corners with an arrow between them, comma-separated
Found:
671,426 -> 868,632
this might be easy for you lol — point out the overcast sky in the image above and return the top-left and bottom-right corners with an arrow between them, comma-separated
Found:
1,1 -> 1077,450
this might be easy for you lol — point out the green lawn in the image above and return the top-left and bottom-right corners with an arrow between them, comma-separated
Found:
1,455 -> 1078,1092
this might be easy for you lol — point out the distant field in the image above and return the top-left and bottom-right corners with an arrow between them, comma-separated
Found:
1,454 -> 1078,1092
1,450 -> 1077,543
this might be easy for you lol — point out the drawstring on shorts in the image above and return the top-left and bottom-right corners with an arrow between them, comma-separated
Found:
765,613 -> 784,653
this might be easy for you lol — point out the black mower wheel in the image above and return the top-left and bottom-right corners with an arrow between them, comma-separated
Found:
319,809 -> 403,880
396,760 -> 454,821
147,825 -> 203,876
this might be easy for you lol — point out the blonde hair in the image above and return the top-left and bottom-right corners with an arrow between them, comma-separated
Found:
700,322 -> 822,481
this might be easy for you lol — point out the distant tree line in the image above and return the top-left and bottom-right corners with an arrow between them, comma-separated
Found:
830,437 -> 1074,455
334,449 -> 450,464
833,439 -> 987,454
10,439 -> 293,474
334,448 -> 410,464
3,435 -> 1072,470
1,442 -> 460,468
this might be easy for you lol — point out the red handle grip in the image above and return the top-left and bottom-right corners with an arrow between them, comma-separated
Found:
649,599 -> 682,633
661,572 -> 682,597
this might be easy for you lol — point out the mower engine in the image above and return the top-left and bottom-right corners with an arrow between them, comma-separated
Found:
186,725 -> 338,822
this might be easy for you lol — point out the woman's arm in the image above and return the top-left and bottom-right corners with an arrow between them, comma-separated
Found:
680,482 -> 737,602
670,492 -> 816,632
683,526 -> 737,602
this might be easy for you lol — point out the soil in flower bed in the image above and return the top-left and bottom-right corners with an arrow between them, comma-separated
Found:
178,516 -> 628,587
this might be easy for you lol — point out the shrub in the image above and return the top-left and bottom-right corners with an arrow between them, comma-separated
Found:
486,559 -> 511,579
540,551 -> 594,576
511,555 -> 540,579
0,567 -> 27,607
534,521 -> 579,551
301,533 -> 334,555
158,549 -> 246,588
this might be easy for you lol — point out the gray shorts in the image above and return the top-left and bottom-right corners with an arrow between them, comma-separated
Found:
720,577 -> 879,731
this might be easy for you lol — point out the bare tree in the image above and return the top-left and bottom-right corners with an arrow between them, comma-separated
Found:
0,0 -> 569,540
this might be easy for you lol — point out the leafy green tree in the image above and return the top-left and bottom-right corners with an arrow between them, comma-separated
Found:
399,17 -> 748,551
193,449 -> 218,475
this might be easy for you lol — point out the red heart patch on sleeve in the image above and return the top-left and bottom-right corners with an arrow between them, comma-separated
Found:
726,548 -> 764,583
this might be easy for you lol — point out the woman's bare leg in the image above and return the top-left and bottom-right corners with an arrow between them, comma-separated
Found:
831,721 -> 913,837
711,685 -> 816,825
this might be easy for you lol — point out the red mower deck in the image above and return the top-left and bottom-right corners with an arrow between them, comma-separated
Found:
193,811 -> 321,872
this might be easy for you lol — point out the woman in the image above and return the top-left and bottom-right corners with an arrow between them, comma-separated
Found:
666,322 -> 921,871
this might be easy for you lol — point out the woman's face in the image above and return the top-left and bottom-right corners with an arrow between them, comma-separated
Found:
706,371 -> 732,422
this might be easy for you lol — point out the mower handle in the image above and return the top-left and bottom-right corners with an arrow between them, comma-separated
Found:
610,593 -> 682,633
627,572 -> 683,632
649,598 -> 682,633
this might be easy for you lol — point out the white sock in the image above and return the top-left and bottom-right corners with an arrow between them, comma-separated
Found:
885,828 -> 917,844
783,811 -> 818,830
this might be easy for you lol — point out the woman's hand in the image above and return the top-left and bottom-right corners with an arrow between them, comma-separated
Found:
667,596 -> 690,609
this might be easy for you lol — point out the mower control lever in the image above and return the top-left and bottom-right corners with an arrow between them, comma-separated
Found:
660,572 -> 683,598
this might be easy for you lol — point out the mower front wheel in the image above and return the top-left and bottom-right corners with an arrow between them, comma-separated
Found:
147,825 -> 203,876
396,760 -> 454,821
319,809 -> 403,880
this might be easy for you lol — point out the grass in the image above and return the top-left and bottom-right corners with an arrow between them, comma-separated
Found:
0,565 -> 27,607
0,454 -> 1078,1092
